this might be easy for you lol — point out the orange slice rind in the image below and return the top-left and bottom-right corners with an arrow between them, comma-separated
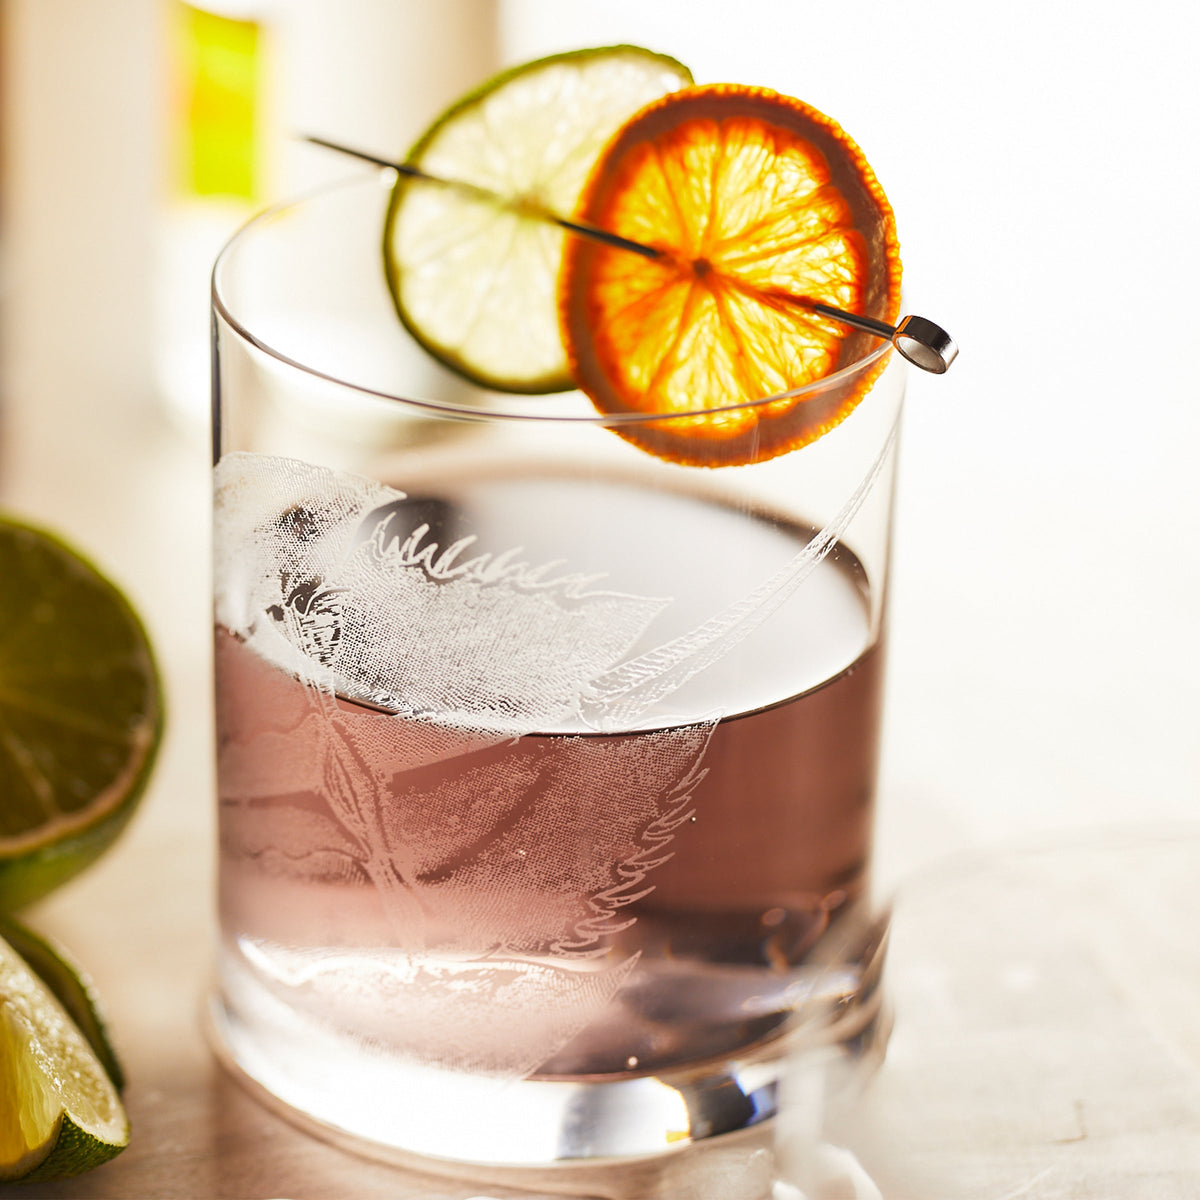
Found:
560,84 -> 902,467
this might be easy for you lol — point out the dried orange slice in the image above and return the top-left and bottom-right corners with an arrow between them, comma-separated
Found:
560,84 -> 902,467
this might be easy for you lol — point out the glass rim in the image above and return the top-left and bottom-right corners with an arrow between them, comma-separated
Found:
211,172 -> 896,429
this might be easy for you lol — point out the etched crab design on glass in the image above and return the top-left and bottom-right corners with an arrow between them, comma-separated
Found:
208,175 -> 904,1164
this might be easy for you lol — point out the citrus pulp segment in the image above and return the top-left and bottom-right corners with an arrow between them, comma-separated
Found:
0,518 -> 163,911
0,932 -> 128,1182
383,45 -> 693,393
560,84 -> 902,467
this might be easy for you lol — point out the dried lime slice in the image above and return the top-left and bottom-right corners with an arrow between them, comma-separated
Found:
0,929 -> 128,1182
0,518 -> 163,911
382,44 -> 692,393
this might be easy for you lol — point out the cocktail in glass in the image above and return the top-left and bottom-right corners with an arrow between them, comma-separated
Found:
208,116 -> 907,1169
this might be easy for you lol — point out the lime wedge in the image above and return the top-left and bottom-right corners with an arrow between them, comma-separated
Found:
383,44 -> 693,393
0,518 -> 163,911
0,916 -> 123,1090
0,930 -> 129,1182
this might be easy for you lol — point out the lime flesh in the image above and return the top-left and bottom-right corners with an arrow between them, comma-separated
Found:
0,915 -> 123,1090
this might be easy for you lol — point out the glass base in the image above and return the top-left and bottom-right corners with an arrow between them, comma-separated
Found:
205,965 -> 890,1190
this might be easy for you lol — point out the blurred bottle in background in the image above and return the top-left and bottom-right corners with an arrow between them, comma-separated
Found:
0,0 -> 161,519
157,1 -> 265,435
157,0 -> 499,434
1,0 -> 499,467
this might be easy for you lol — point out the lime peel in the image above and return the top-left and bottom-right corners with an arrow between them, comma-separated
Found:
0,516 -> 163,912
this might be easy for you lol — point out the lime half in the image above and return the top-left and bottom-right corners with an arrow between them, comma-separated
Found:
383,44 -> 693,393
0,518 -> 163,911
0,930 -> 129,1182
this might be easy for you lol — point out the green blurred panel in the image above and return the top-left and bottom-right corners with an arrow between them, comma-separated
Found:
173,2 -> 261,200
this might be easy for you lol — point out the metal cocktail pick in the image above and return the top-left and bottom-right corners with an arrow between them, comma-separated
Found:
304,134 -> 958,374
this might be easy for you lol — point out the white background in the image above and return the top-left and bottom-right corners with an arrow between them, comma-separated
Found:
2,0 -> 1198,894
495,0 -> 1200,883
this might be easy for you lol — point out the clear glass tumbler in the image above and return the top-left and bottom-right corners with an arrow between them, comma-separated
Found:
208,172 -> 906,1170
